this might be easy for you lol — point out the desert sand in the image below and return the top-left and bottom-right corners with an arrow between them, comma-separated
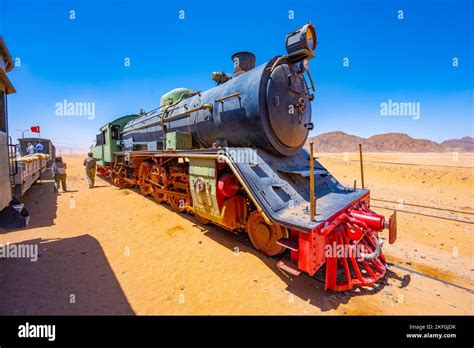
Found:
0,153 -> 472,315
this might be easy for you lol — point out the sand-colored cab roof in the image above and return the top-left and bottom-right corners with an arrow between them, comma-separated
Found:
0,36 -> 16,94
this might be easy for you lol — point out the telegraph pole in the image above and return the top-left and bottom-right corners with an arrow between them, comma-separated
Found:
16,129 -> 29,139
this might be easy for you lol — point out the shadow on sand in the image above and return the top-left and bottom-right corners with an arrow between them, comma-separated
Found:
0,235 -> 134,315
1,169 -> 58,233
98,178 -> 412,312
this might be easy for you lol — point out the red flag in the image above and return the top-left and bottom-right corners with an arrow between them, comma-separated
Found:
31,126 -> 40,133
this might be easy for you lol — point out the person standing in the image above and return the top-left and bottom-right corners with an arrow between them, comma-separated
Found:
35,142 -> 44,153
83,152 -> 97,188
51,157 -> 67,192
27,142 -> 35,154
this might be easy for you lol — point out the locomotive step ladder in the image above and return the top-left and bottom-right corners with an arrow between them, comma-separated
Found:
276,238 -> 299,251
276,260 -> 301,276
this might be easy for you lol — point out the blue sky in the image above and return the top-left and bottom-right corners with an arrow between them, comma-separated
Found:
1,0 -> 472,151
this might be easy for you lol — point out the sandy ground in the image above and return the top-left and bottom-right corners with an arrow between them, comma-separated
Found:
0,153 -> 472,315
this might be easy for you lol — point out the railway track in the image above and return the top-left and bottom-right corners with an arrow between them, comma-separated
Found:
370,198 -> 474,224
316,157 -> 473,222
187,202 -> 474,295
386,262 -> 474,294
372,198 -> 474,215
138,187 -> 473,296
319,157 -> 474,170
229,222 -> 474,294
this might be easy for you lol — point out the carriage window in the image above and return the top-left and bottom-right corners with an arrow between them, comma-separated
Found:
0,90 -> 6,133
111,125 -> 120,140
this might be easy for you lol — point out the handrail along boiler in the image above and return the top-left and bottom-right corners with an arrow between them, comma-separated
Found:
92,23 -> 397,291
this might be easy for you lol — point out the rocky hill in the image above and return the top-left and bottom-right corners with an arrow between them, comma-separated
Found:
441,136 -> 474,152
306,131 -> 472,152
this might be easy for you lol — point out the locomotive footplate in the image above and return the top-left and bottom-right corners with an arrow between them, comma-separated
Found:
140,147 -> 369,233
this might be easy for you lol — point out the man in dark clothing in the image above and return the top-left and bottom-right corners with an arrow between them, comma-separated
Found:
51,157 -> 67,192
83,152 -> 97,188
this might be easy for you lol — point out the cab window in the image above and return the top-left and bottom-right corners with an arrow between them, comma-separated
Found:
111,125 -> 120,140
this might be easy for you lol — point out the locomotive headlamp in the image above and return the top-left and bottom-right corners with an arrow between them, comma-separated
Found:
285,23 -> 317,59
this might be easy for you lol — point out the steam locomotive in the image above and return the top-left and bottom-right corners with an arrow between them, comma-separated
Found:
91,23 -> 397,291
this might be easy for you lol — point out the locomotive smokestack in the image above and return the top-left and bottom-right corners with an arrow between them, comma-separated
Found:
231,52 -> 256,77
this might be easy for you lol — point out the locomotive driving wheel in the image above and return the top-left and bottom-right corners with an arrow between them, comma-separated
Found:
246,211 -> 288,256
194,212 -> 210,225
167,173 -> 190,213
169,195 -> 186,213
110,163 -> 127,188
150,166 -> 168,203
151,188 -> 165,203
138,162 -> 152,196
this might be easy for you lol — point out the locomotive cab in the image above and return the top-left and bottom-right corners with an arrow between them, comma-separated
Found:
90,114 -> 139,174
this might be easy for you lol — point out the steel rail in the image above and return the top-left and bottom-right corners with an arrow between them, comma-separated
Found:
178,206 -> 474,295
371,198 -> 474,216
319,157 -> 474,170
371,205 -> 473,224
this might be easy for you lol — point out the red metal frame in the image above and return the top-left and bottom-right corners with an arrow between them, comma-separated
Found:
287,195 -> 392,291
96,165 -> 109,176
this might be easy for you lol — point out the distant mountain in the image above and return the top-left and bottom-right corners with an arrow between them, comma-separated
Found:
441,136 -> 474,152
306,131 -> 461,152
365,133 -> 445,152
307,131 -> 365,153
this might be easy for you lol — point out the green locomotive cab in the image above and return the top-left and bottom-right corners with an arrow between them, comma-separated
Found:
90,114 -> 139,175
